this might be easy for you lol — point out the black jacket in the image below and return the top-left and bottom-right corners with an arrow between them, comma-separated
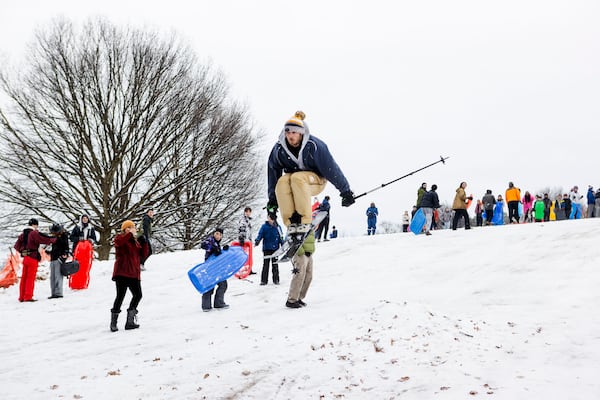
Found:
420,190 -> 440,209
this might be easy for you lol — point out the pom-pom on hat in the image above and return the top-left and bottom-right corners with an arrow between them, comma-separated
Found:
284,111 -> 306,133
121,220 -> 135,232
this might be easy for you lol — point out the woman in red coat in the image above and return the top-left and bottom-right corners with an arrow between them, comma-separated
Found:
110,220 -> 148,332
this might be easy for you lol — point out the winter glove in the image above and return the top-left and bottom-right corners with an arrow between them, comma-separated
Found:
213,248 -> 222,256
238,236 -> 245,245
222,245 -> 229,251
340,190 -> 355,207
266,198 -> 278,213
254,241 -> 259,247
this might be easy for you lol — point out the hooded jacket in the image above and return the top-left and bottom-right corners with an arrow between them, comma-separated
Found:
267,127 -> 350,203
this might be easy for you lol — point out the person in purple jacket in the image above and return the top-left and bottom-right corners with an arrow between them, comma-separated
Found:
266,111 -> 355,235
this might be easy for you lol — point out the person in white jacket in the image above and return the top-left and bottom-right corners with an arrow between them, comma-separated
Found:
569,186 -> 584,219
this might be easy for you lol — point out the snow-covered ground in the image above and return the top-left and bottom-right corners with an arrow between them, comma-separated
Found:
2,218 -> 600,399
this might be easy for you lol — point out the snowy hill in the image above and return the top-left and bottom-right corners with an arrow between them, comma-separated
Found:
2,219 -> 600,399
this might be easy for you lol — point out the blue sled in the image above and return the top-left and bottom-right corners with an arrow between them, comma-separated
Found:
188,246 -> 248,294
410,208 -> 426,235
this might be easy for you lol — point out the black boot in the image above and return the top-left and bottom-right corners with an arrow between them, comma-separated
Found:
110,310 -> 120,332
125,309 -> 139,330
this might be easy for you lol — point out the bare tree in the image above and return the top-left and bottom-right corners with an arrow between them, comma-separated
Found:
0,18 -> 262,259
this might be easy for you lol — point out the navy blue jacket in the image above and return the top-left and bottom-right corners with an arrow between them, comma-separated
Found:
420,190 -> 440,209
200,235 -> 222,261
318,198 -> 331,213
255,221 -> 283,251
587,188 -> 596,205
267,130 -> 350,202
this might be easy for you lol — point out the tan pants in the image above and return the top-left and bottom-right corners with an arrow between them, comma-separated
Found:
288,253 -> 313,302
275,171 -> 327,225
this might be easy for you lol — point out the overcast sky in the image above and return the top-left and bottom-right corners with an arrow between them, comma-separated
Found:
1,1 -> 599,235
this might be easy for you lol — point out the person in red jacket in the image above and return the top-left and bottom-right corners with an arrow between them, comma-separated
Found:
14,218 -> 57,302
110,220 -> 148,332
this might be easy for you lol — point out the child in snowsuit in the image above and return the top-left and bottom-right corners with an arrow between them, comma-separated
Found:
255,212 -> 284,285
200,228 -> 230,311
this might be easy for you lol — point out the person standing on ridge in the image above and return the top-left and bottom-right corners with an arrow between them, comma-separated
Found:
505,182 -> 521,223
366,202 -> 378,235
416,183 -> 427,209
266,111 -> 355,237
482,190 -> 496,226
315,195 -> 331,242
238,207 -> 255,274
452,182 -> 472,230
420,184 -> 440,235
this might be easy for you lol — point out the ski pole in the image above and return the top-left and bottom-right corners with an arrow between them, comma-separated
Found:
353,156 -> 449,200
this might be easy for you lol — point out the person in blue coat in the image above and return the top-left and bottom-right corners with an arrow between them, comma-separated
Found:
366,202 -> 378,235
266,111 -> 355,235
255,212 -> 284,285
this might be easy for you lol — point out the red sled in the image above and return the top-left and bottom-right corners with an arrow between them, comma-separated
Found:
231,241 -> 253,279
0,249 -> 21,288
69,240 -> 94,290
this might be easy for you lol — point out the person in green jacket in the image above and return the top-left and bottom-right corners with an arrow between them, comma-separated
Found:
533,195 -> 545,222
286,232 -> 315,309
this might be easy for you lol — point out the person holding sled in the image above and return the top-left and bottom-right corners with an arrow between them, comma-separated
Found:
255,212 -> 284,285
110,220 -> 147,332
420,184 -> 440,235
14,218 -> 57,302
69,214 -> 97,254
266,111 -> 355,236
200,228 -> 230,312
452,182 -> 472,230
237,207 -> 255,274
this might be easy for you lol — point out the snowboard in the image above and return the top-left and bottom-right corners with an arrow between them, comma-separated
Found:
232,240 -> 253,279
188,246 -> 248,294
266,210 -> 328,263
69,240 -> 94,290
410,208 -> 426,235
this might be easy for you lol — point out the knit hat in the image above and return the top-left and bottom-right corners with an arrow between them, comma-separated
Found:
215,227 -> 224,234
28,218 -> 39,226
431,184 -> 438,191
121,220 -> 135,232
284,111 -> 306,134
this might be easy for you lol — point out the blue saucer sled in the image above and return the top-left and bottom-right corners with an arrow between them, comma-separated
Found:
410,208 -> 426,235
188,246 -> 248,294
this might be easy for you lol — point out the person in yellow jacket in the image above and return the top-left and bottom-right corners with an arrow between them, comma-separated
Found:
286,232 -> 315,308
452,182 -> 473,230
505,182 -> 522,224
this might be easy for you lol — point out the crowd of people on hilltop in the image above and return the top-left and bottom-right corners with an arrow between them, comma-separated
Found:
402,181 -> 598,235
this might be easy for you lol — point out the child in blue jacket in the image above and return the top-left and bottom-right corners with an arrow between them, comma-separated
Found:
255,212 -> 284,285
